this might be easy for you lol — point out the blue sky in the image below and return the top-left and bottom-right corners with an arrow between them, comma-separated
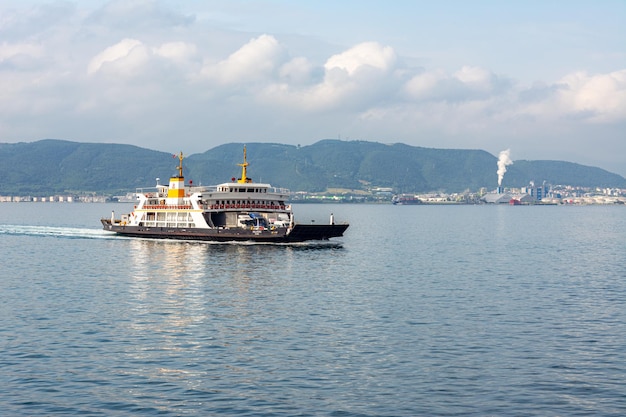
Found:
1,0 -> 625,176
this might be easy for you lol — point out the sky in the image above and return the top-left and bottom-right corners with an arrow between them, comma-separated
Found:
1,0 -> 625,176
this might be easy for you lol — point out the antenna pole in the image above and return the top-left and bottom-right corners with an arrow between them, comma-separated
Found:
237,146 -> 249,183
177,151 -> 184,178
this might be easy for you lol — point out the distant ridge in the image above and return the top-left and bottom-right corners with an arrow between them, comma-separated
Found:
1,139 -> 624,196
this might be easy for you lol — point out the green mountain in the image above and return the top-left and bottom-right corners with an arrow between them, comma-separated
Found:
186,141 -> 499,192
1,139 -> 624,196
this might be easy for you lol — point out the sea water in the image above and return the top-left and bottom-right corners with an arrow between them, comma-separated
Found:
0,202 -> 625,416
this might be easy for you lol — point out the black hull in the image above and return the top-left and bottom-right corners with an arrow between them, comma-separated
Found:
101,219 -> 348,243
392,199 -> 421,205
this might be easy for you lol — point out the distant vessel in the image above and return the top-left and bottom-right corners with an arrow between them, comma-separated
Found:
101,147 -> 348,242
392,194 -> 421,205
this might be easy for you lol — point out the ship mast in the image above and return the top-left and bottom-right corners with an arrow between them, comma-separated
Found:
175,151 -> 184,178
237,146 -> 251,183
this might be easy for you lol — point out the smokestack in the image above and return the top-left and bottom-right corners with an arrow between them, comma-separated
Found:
497,149 -> 513,186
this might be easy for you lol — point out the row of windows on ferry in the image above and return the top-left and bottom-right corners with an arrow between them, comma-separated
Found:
218,187 -> 267,193
207,199 -> 286,206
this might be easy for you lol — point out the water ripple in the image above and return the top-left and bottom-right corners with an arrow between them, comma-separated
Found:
1,204 -> 625,415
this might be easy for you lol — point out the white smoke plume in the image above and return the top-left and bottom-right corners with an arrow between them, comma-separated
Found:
497,149 -> 513,186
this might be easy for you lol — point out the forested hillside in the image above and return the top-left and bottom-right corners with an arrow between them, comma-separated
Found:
1,139 -> 624,196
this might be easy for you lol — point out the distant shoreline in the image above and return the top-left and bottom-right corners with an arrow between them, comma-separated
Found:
1,200 -> 624,206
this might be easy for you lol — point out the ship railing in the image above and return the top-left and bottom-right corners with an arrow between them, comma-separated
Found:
134,185 -> 217,198
188,185 -> 217,193
140,205 -> 194,210
135,187 -> 167,199
205,203 -> 289,211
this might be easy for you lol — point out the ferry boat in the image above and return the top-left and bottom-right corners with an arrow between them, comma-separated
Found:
101,147 -> 349,243
391,194 -> 421,205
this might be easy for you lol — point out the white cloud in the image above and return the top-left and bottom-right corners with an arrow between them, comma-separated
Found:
261,42 -> 402,112
560,70 -> 626,122
454,66 -> 495,91
404,65 -> 507,102
87,38 -> 149,76
0,40 -> 48,72
279,57 -> 317,85
153,41 -> 197,62
404,70 -> 447,100
201,34 -> 286,85
518,69 -> 626,123
324,41 -> 396,76
0,41 -> 43,62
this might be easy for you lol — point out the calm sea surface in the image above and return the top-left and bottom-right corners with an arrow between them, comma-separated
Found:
1,202 -> 625,416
